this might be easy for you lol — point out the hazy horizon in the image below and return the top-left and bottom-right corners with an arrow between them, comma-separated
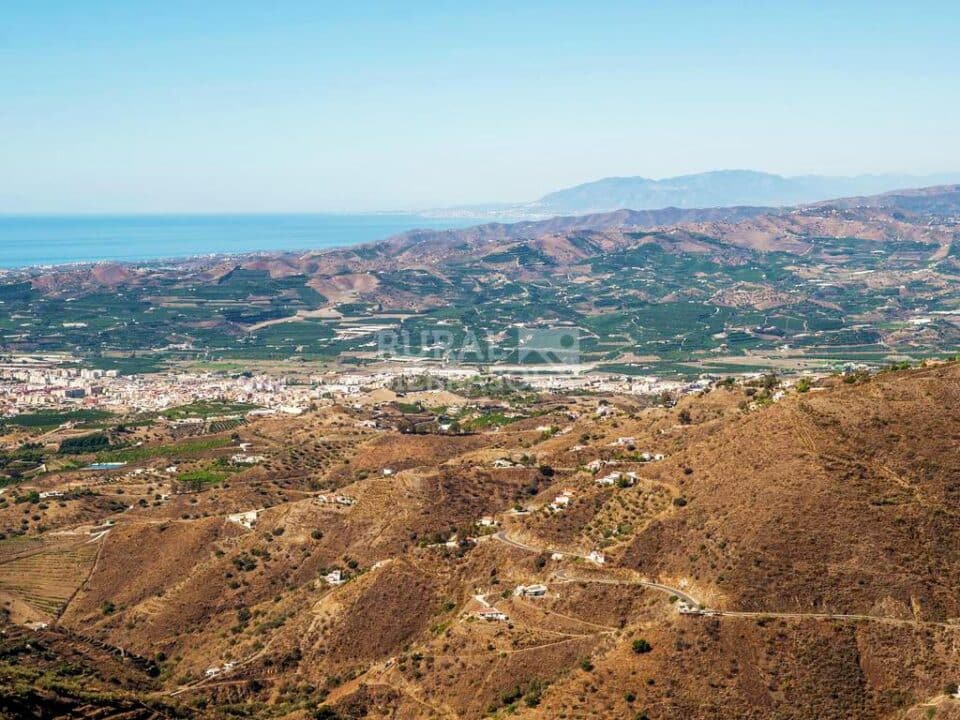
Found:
4,2 -> 959,213
1,169 -> 958,217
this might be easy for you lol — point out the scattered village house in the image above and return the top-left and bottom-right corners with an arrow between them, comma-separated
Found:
596,471 -> 636,486
230,453 -> 265,464
549,490 -> 574,511
514,584 -> 548,597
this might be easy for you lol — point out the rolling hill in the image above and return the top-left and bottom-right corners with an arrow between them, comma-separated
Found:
4,363 -> 960,717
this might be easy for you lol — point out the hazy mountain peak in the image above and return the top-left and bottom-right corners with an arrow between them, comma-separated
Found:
519,169 -> 960,216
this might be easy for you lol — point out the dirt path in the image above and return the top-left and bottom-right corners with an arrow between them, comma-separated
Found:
55,530 -> 109,624
710,609 -> 960,629
514,596 -> 618,633
494,530 -> 960,631
493,530 -> 701,607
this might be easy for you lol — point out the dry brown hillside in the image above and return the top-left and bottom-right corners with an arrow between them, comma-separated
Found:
621,363 -> 960,621
4,365 -> 960,719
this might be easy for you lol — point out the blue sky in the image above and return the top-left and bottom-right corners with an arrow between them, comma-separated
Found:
2,1 -> 958,212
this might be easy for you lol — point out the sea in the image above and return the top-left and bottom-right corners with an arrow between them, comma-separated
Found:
0,213 -> 481,269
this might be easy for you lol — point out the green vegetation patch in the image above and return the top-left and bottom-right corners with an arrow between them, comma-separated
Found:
4,409 -> 113,430
96,436 -> 232,463
177,467 -> 230,485
58,433 -> 111,454
161,401 -> 257,419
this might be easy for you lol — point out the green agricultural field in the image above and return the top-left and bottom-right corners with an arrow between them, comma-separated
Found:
177,467 -> 232,485
161,401 -> 258,420
4,409 -> 114,430
96,436 -> 232,463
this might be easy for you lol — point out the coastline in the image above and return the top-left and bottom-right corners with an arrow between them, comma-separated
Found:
0,212 -> 485,272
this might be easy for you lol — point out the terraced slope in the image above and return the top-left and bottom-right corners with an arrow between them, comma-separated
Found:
0,535 -> 100,622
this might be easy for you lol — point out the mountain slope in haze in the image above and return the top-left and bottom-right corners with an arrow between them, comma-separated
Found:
6,183 -> 960,372
521,169 -> 960,216
302,183 -> 959,278
813,184 -> 960,215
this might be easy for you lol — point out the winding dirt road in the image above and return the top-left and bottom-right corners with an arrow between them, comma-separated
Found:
493,530 -> 960,630
492,530 -> 701,607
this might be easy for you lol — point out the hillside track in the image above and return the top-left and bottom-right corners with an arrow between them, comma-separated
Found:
494,531 -> 960,631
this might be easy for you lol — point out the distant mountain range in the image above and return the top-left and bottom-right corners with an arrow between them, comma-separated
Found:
431,170 -> 960,219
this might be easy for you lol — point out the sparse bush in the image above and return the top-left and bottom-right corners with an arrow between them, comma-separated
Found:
233,554 -> 257,572
632,639 -> 652,654
524,680 -> 544,707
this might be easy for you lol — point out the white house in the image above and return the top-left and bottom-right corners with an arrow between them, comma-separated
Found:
596,471 -> 621,486
586,550 -> 606,565
514,584 -> 548,598
227,510 -> 259,529
325,569 -> 345,586
476,516 -> 498,528
475,609 -> 509,622
595,405 -> 615,418
597,471 -> 636,487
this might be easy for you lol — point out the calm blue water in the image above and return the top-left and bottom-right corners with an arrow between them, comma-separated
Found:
0,214 -> 479,268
